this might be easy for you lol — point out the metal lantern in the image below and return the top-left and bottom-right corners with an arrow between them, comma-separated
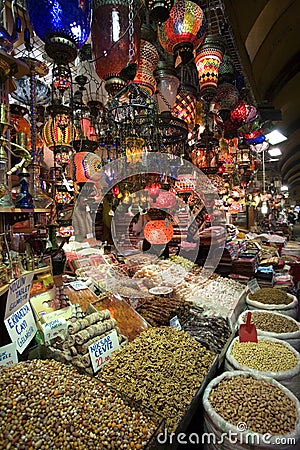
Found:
158,0 -> 206,63
91,0 -> 141,96
195,35 -> 225,101
26,0 -> 92,64
145,0 -> 174,23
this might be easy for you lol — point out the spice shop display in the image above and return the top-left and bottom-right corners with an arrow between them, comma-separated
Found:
225,337 -> 300,398
203,371 -> 300,450
246,287 -> 298,318
99,327 -> 216,432
0,359 -> 161,449
182,306 -> 232,354
92,295 -> 149,342
46,308 -> 127,375
238,310 -> 300,351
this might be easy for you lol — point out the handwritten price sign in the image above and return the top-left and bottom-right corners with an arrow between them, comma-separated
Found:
42,318 -> 67,344
88,330 -> 120,373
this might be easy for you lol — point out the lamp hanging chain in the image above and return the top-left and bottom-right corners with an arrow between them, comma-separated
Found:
128,0 -> 135,62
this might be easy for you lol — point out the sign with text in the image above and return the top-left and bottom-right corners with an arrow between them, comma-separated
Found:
170,315 -> 182,330
42,318 -> 68,344
0,342 -> 18,370
5,274 -> 34,320
4,302 -> 37,354
69,281 -> 88,291
247,278 -> 260,294
88,330 -> 120,373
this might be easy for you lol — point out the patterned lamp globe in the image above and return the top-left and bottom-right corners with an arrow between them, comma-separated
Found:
158,0 -> 206,64
134,25 -> 159,95
173,85 -> 197,131
195,34 -> 225,101
25,0 -> 92,64
70,152 -> 102,184
91,0 -> 141,96
42,117 -> 78,153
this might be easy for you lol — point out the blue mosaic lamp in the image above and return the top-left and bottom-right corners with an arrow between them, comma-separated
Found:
25,0 -> 92,63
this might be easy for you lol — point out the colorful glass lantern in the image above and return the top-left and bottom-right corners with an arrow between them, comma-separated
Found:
53,64 -> 72,93
230,101 -> 257,125
211,82 -> 239,116
25,0 -> 92,63
154,60 -> 180,113
144,219 -> 174,245
158,0 -> 206,63
42,117 -> 78,153
134,39 -> 159,95
71,152 -> 102,183
218,54 -> 235,84
145,0 -> 174,23
91,0 -> 141,96
125,136 -> 144,163
195,35 -> 225,101
173,86 -> 197,131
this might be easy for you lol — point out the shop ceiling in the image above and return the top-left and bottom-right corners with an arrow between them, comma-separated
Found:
223,0 -> 300,198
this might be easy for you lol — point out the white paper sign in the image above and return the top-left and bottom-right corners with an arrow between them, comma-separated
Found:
42,318 -> 68,344
247,278 -> 260,294
0,342 -> 18,370
69,281 -> 88,291
170,315 -> 182,330
5,274 -> 34,320
4,302 -> 37,354
88,330 -> 120,373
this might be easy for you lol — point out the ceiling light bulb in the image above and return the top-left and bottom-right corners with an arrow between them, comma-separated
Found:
268,147 -> 282,157
281,185 -> 288,191
265,130 -> 287,145
261,201 -> 268,215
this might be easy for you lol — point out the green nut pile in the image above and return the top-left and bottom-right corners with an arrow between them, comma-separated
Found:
99,327 -> 216,432
209,376 -> 297,435
231,340 -> 298,372
248,288 -> 291,304
242,311 -> 299,333
0,359 -> 160,450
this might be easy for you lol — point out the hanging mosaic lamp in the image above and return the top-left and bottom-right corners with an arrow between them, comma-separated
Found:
25,0 -> 92,64
42,117 -> 78,153
70,152 -> 102,183
134,25 -> 159,95
145,0 -> 174,23
158,0 -> 206,64
218,54 -> 235,84
154,60 -> 180,113
230,100 -> 247,125
211,82 -> 240,122
195,34 -> 225,101
173,85 -> 197,131
91,0 -> 141,96
144,219 -> 174,245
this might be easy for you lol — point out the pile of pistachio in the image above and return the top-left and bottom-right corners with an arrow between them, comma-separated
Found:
0,359 -> 160,449
99,327 -> 216,432
209,375 -> 298,435
242,311 -> 299,334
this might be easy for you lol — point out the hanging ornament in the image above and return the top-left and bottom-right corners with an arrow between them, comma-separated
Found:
145,0 -> 174,23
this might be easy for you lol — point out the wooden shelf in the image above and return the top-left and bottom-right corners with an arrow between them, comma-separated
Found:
0,265 -> 52,297
0,208 -> 50,213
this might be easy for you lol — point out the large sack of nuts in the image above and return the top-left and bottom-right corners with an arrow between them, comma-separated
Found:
246,288 -> 298,319
237,310 -> 300,351
202,371 -> 300,450
225,336 -> 300,398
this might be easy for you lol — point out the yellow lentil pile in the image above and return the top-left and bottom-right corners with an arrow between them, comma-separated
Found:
231,340 -> 298,372
209,376 -> 297,435
242,311 -> 299,334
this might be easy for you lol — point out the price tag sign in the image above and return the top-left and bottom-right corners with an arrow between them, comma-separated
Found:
0,342 -> 18,370
5,274 -> 34,319
130,297 -> 139,309
42,318 -> 68,344
170,315 -> 182,330
88,330 -> 120,373
69,281 -> 88,291
247,278 -> 260,294
4,302 -> 37,354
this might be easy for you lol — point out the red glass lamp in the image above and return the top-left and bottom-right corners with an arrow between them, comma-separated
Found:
70,152 -> 102,184
144,219 -> 174,244
158,0 -> 206,64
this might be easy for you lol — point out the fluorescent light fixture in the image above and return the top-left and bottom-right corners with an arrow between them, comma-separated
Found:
268,158 -> 280,162
265,130 -> 287,145
281,185 -> 288,191
268,147 -> 282,157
